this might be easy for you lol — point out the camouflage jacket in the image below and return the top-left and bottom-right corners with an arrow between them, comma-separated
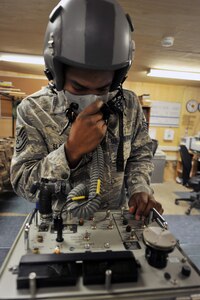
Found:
10,87 -> 154,209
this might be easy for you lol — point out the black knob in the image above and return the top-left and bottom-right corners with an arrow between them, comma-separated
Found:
126,225 -> 132,232
181,265 -> 191,277
164,272 -> 171,280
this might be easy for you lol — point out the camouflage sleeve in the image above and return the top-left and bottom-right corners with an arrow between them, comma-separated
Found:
125,92 -> 154,197
10,99 -> 71,202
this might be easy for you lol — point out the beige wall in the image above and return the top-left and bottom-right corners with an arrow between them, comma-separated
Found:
0,118 -> 13,137
0,75 -> 48,95
0,75 -> 48,138
123,80 -> 200,151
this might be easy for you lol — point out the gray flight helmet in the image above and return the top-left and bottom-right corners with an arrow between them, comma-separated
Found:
44,0 -> 135,91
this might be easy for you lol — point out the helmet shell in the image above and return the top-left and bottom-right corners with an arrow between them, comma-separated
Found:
44,0 -> 134,91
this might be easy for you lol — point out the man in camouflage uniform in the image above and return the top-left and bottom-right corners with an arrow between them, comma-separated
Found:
11,0 -> 163,220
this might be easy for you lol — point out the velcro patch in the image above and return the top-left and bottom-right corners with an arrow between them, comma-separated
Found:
16,127 -> 28,153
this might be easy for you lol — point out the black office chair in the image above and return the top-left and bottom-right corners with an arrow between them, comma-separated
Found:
175,145 -> 200,215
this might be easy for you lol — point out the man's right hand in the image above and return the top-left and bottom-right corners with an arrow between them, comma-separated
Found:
65,99 -> 107,168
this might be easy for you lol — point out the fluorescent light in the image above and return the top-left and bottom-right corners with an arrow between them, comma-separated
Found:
147,69 -> 200,81
0,53 -> 44,65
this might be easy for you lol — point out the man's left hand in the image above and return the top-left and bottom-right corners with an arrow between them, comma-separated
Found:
128,192 -> 163,220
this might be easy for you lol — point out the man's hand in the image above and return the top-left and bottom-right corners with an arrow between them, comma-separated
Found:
128,192 -> 163,220
65,99 -> 106,167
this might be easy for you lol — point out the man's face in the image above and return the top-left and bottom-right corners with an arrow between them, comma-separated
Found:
64,67 -> 114,95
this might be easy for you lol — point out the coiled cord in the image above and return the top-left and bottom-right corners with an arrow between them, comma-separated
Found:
65,145 -> 104,219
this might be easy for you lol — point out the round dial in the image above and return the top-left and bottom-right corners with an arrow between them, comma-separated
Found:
186,99 -> 198,113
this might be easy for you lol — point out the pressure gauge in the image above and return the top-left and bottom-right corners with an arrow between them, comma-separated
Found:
186,99 -> 198,113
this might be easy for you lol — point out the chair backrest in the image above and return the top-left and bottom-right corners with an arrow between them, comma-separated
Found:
179,145 -> 192,185
152,139 -> 158,156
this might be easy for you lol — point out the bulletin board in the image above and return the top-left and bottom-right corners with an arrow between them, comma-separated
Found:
149,101 -> 181,127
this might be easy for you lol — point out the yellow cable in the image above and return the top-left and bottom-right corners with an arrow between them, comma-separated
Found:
71,179 -> 101,200
71,196 -> 86,201
96,179 -> 101,195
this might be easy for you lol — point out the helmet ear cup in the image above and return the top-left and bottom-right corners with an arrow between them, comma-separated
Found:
43,0 -> 135,91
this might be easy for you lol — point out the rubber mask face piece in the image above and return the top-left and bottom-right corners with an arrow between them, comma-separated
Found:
64,90 -> 109,114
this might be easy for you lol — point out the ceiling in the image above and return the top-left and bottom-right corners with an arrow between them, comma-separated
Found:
1,0 -> 200,87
